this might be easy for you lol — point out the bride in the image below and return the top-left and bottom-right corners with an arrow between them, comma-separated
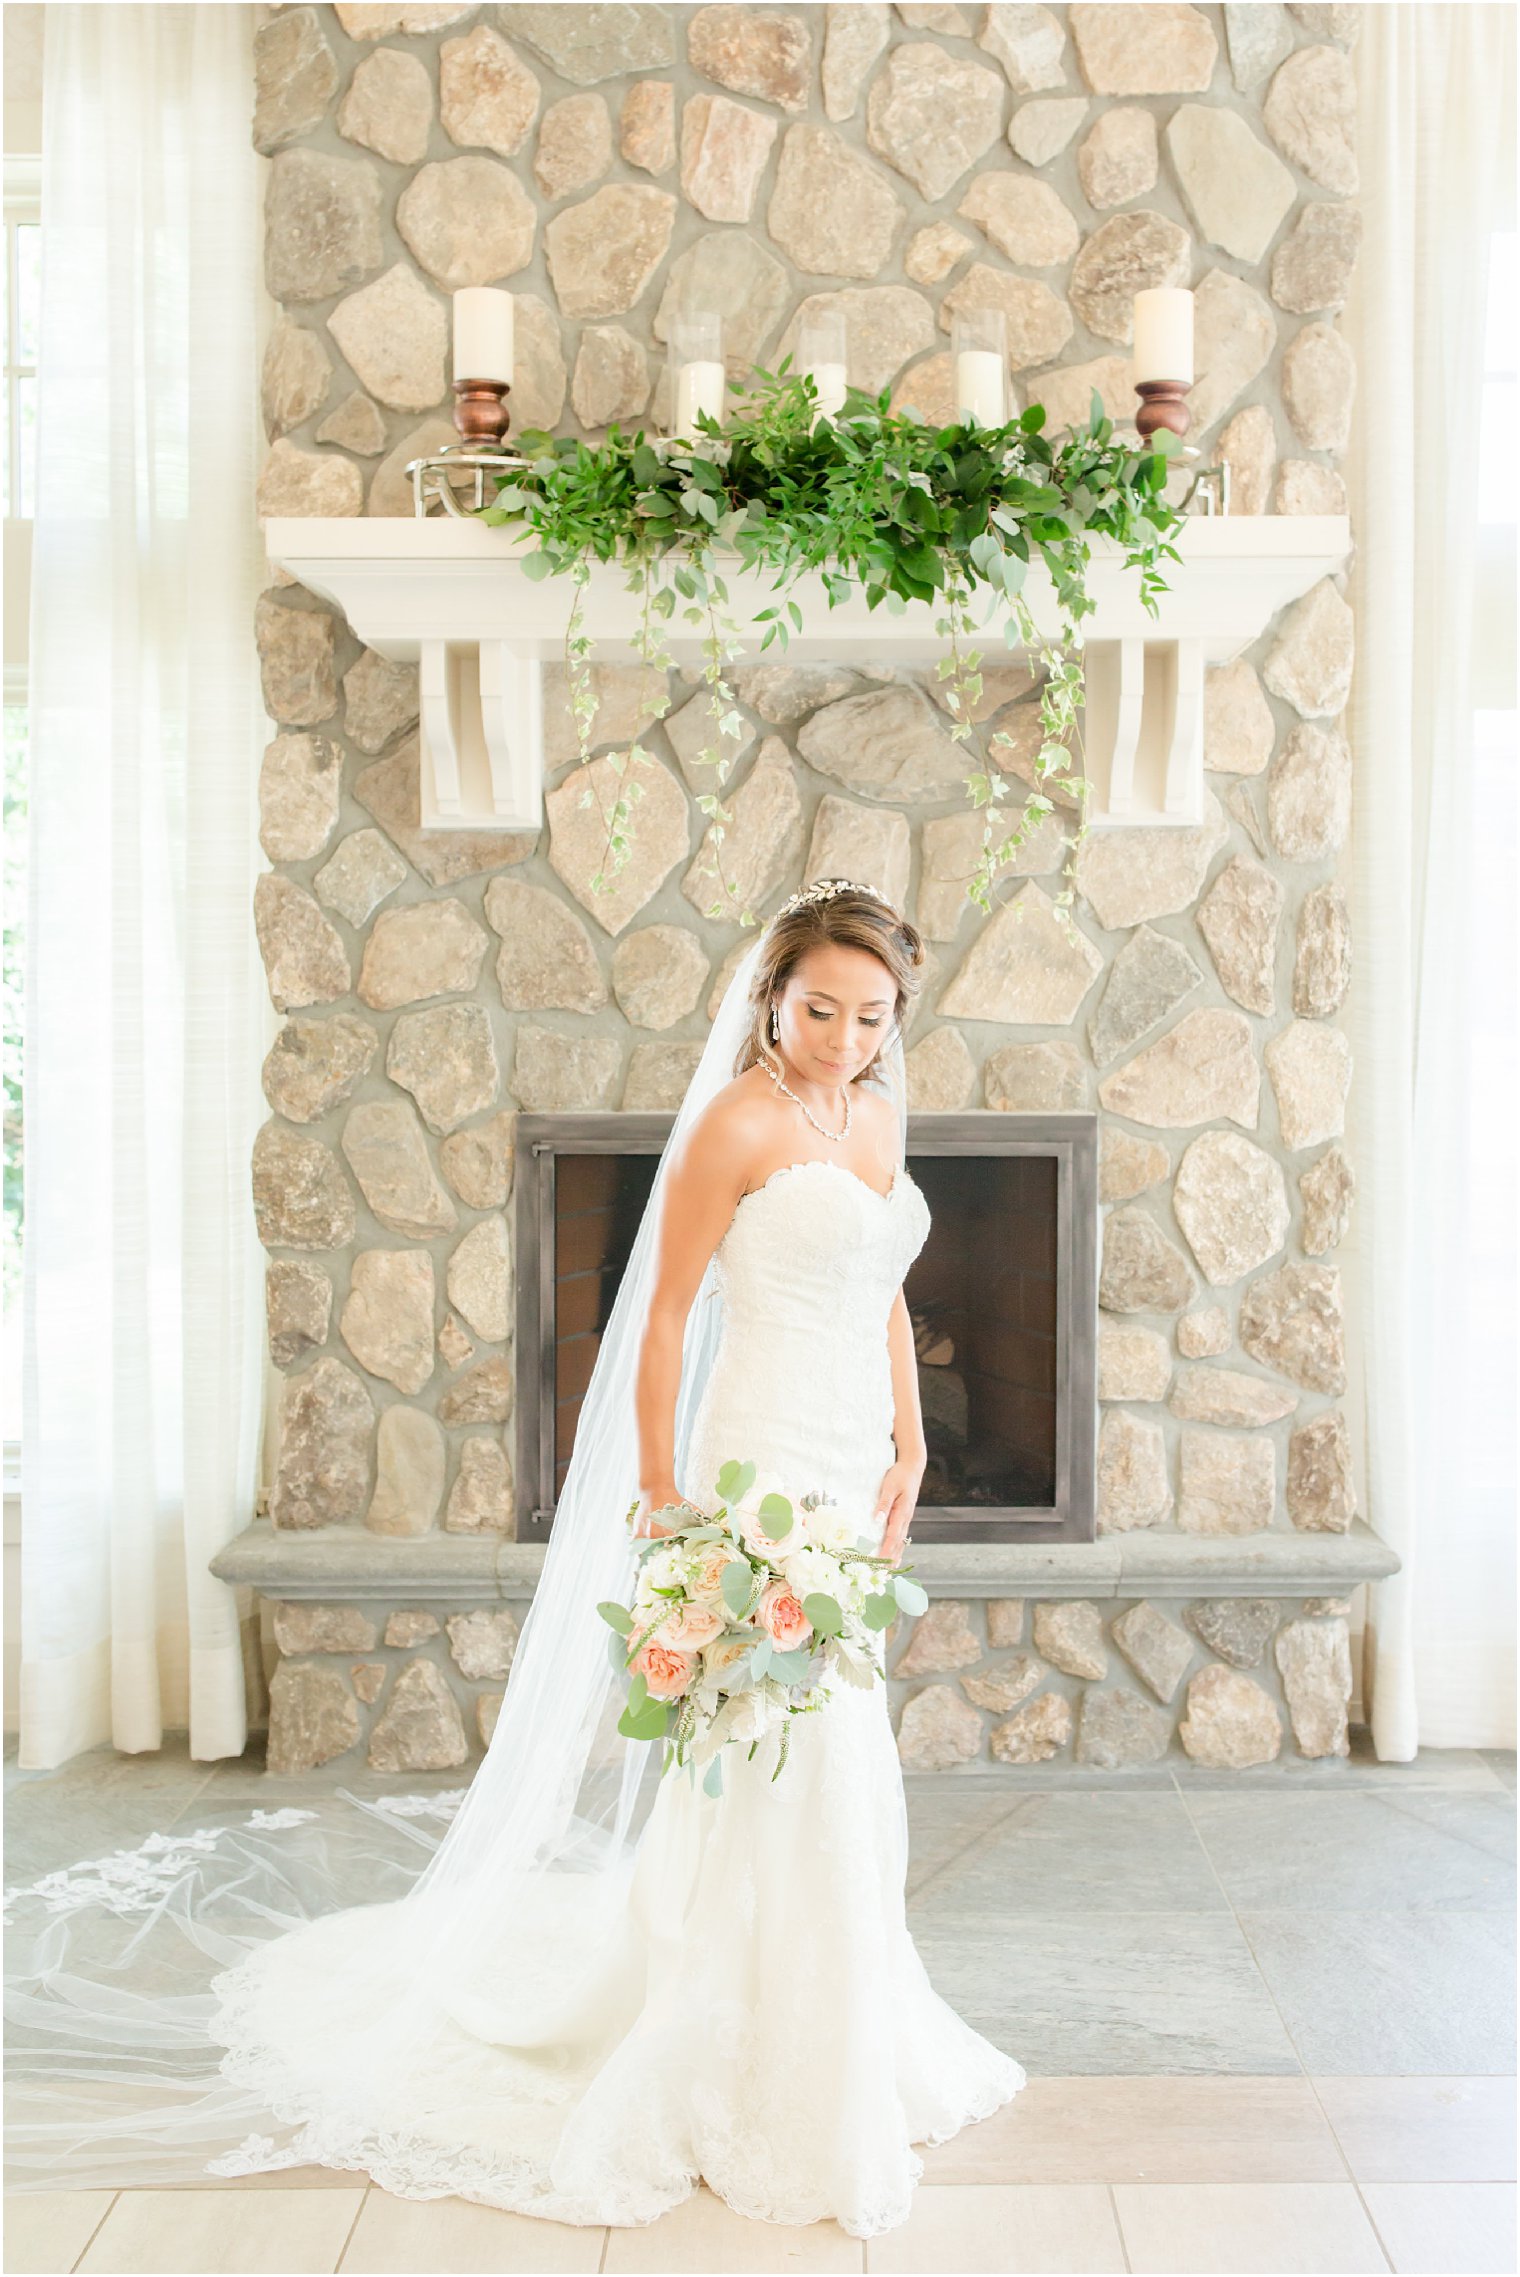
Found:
5,878 -> 1025,2239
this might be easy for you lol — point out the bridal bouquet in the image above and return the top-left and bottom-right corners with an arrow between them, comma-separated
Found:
600,1457 -> 928,1796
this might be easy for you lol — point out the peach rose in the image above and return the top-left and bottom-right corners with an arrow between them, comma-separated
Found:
757,1579 -> 813,1655
632,1642 -> 695,1701
687,1545 -> 735,1602
656,1600 -> 726,1652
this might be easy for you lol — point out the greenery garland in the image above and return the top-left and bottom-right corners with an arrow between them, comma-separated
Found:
474,367 -> 1187,930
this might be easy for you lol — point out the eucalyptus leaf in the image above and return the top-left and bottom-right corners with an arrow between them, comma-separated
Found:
703,1753 -> 724,1798
894,1575 -> 929,1616
596,1601 -> 633,1633
803,1591 -> 844,1638
757,1491 -> 793,1536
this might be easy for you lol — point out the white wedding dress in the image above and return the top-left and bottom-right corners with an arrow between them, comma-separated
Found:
200,1156 -> 1026,2237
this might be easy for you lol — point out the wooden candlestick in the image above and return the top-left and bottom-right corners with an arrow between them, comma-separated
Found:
452,377 -> 512,447
1135,378 -> 1192,442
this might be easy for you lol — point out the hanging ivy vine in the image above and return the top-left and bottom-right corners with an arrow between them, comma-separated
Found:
473,368 -> 1186,930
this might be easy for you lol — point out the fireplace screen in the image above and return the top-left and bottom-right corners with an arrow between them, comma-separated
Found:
514,1113 -> 1097,1544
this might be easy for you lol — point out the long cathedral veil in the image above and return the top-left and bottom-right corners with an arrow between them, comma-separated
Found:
4,887 -> 912,2192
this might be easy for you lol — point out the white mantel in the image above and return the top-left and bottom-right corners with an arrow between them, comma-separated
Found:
263,514 -> 1351,834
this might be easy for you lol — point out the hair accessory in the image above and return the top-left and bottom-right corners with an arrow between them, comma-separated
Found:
771,877 -> 897,925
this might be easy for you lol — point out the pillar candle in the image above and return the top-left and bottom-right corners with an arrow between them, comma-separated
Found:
675,358 -> 725,436
1132,287 -> 1193,384
452,288 -> 513,384
956,348 -> 1006,426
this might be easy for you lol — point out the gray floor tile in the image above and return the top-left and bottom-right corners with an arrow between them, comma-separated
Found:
910,1791 -> 1230,1916
1242,1909 -> 1516,2075
1184,1791 -> 1515,1912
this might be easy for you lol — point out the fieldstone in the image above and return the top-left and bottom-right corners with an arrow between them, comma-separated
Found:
256,593 -> 337,727
767,122 -> 902,277
535,92 -> 614,200
1239,1262 -> 1346,1393
1098,1322 -> 1172,1402
1282,322 -> 1356,454
546,182 -> 677,320
777,286 -> 937,394
653,234 -> 789,369
1277,458 -> 1347,515
252,1121 -> 356,1253
386,1610 -> 440,1647
511,3 -> 672,86
1033,1600 -> 1107,1681
256,436 -> 364,520
687,4 -> 812,111
985,1041 -> 1089,1112
1299,1145 -> 1354,1256
682,739 -> 804,923
917,809 -> 1065,940
1166,105 -> 1295,263
446,1216 -> 512,1344
1074,792 -> 1228,929
1186,1597 -> 1279,1667
1216,404 -> 1278,519
680,93 -> 777,225
1069,2 -> 1217,93
475,1693 -> 504,1745
623,1042 -> 705,1110
937,264 -> 1074,372
267,1259 -> 332,1368
729,663 -> 861,726
1223,1 -> 1294,88
1008,95 -> 1088,165
438,1314 -> 474,1369
979,3 -> 1067,91
397,161 -> 536,292
1288,4 -> 1362,42
823,3 -> 890,121
343,650 -> 419,755
895,1599 -> 983,1678
1068,211 -> 1192,345
1087,926 -> 1204,1067
940,884 -> 1104,1026
1264,42 -> 1358,192
1178,1306 -> 1231,1360
334,2 -> 475,31
339,1250 -> 434,1395
962,1657 -> 1044,1715
544,662 -> 669,773
798,684 -> 966,806
1077,105 -> 1157,208
365,416 -> 460,519
271,1358 -> 374,1530
1112,1601 -> 1193,1704
272,1602 -> 377,1657
439,1111 -> 515,1211
662,688 -> 754,797
905,221 -> 972,285
352,1663 -> 386,1705
1171,1367 -> 1298,1428
906,1027 -> 977,1111
257,733 -> 342,865
439,1360 -> 512,1428
572,325 -> 651,429
1274,1612 -> 1347,1748
1097,1407 -> 1172,1531
896,1684 -> 984,1769
438,24 -> 539,155
1276,1616 -> 1352,1756
1076,1686 -> 1171,1766
888,354 -> 956,423
366,1405 -> 446,1536
611,925 -> 708,1028
367,1658 -> 469,1772
337,44 -> 433,164
1228,783 -> 1269,858
1178,1665 -> 1282,1766
264,148 -> 383,305
866,41 -> 1005,200
1099,1009 -> 1260,1133
620,78 -> 675,173
1287,1409 -> 1356,1531
1267,724 -> 1353,861
484,878 -> 607,1016
254,876 -> 349,1014
1293,884 -> 1351,1019
1100,1209 -> 1195,1314
355,741 -> 536,887
387,1003 -> 500,1137
254,8 -> 339,153
261,316 -> 332,437
1266,1020 -> 1351,1150
446,1607 -> 519,1682
805,797 -> 912,912
990,1691 -> 1072,1762
1205,658 -> 1274,777
504,292 -> 568,429
358,900 -> 490,1012
985,1601 -> 1025,1650
1099,1129 -> 1170,1203
1190,267 -> 1278,434
262,1014 -> 377,1125
959,173 -> 1080,267
1173,1131 -> 1290,1287
341,1100 -> 458,1238
266,1662 -> 360,1774
1198,858 -> 1283,1017
511,1027 -> 621,1112
1271,201 -> 1362,315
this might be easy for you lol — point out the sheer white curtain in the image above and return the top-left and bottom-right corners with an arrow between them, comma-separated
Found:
1344,3 -> 1517,1755
20,4 -> 267,1768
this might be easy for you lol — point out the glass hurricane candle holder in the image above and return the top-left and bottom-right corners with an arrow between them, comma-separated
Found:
952,308 -> 1008,427
668,313 -> 725,441
798,311 -> 848,425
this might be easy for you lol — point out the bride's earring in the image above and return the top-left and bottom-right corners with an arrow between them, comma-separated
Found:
770,1002 -> 780,1041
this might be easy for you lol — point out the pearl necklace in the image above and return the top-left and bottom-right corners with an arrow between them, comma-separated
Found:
763,1056 -> 852,1141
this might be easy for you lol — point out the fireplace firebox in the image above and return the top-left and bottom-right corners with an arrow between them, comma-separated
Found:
513,1112 -> 1098,1543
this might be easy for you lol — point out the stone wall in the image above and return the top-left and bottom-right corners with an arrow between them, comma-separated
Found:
249,2 -> 1362,1772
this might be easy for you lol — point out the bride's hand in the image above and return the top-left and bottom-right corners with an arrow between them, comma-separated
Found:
873,1458 -> 923,1564
632,1485 -> 683,1540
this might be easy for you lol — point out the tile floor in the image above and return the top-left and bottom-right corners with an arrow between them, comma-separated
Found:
4,1734 -> 1515,2275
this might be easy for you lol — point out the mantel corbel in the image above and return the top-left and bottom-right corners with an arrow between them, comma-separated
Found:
261,515 -> 1351,834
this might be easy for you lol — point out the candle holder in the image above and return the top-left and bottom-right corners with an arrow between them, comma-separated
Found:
798,311 -> 848,424
1134,377 -> 1192,442
667,312 -> 725,442
952,308 -> 1008,427
452,376 -> 512,447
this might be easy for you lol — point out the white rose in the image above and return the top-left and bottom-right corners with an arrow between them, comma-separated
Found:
781,1544 -> 845,1601
801,1499 -> 859,1554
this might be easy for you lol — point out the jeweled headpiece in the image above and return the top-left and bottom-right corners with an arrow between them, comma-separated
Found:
770,877 -> 898,926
